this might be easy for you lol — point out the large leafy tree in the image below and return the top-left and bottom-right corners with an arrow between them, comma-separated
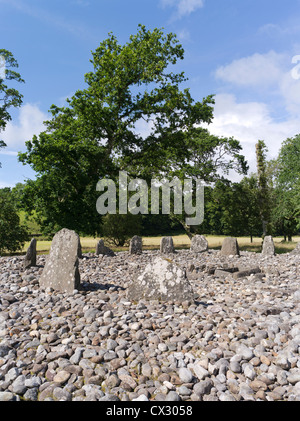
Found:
272,134 -> 300,239
204,177 -> 261,241
0,49 -> 24,160
19,25 -> 247,236
255,140 -> 272,236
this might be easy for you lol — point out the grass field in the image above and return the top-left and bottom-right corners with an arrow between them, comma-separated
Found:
21,234 -> 300,255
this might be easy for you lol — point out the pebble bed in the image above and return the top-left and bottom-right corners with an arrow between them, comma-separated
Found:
0,248 -> 300,401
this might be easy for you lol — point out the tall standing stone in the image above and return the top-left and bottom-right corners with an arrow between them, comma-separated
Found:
39,228 -> 81,293
190,235 -> 208,253
24,238 -> 37,269
262,235 -> 275,256
129,236 -> 143,254
127,256 -> 194,303
160,236 -> 175,253
220,237 -> 240,256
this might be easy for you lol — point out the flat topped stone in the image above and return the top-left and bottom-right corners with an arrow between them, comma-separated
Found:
262,235 -> 275,256
127,256 -> 194,303
129,235 -> 142,254
160,236 -> 175,254
220,237 -> 240,256
24,238 -> 36,269
39,228 -> 81,293
190,235 -> 208,253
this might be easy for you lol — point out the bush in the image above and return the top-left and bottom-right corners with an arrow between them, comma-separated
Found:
0,190 -> 28,254
101,213 -> 142,246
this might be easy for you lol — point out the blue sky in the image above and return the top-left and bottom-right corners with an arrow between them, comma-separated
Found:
1,0 -> 300,187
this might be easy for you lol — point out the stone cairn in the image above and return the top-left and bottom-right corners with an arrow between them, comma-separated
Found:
160,236 -> 175,253
262,235 -> 276,256
129,235 -> 143,255
24,238 -> 37,269
39,228 -> 81,294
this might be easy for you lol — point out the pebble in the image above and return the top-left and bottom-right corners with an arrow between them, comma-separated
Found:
0,248 -> 299,401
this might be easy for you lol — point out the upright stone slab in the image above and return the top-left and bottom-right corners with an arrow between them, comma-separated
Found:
190,235 -> 208,253
291,242 -> 300,255
24,238 -> 37,269
39,228 -> 81,293
95,239 -> 115,257
220,237 -> 240,256
160,236 -> 175,253
262,235 -> 275,256
129,236 -> 143,254
127,256 -> 194,303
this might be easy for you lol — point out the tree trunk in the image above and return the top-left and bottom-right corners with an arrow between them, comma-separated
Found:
170,213 -> 194,240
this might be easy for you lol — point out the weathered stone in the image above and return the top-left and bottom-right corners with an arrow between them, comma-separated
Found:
214,269 -> 234,279
290,242 -> 300,255
24,238 -> 37,269
220,237 -> 240,256
160,237 -> 175,253
232,267 -> 261,279
127,256 -> 194,303
95,239 -> 115,257
39,228 -> 81,293
262,235 -> 275,256
129,236 -> 143,255
190,235 -> 208,253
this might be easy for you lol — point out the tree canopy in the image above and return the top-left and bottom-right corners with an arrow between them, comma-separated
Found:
0,49 -> 24,158
19,25 -> 247,236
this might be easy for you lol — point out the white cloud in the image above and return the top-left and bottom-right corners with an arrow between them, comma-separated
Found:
215,50 -> 300,117
177,29 -> 191,42
215,51 -> 287,88
161,0 -> 204,19
204,93 -> 300,179
1,103 -> 47,150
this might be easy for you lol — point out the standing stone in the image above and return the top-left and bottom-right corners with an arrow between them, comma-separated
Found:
129,236 -> 143,254
262,235 -> 275,256
24,238 -> 36,269
290,242 -> 300,255
127,256 -> 194,303
95,239 -> 115,257
220,237 -> 240,256
78,241 -> 83,259
160,236 -> 175,253
39,228 -> 81,293
190,235 -> 208,253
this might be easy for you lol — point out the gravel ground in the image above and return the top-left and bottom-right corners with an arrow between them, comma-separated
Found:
0,248 -> 300,401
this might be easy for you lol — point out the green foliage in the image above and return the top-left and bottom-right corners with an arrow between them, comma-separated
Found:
0,189 -> 28,254
255,140 -> 272,235
0,49 -> 24,157
17,25 -> 224,236
101,213 -> 142,246
202,177 -> 261,241
271,134 -> 300,238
